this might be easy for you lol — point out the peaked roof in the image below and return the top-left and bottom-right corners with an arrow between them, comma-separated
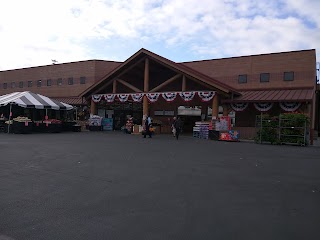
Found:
81,48 -> 238,97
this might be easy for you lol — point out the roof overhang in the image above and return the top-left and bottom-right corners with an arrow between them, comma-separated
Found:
222,89 -> 314,103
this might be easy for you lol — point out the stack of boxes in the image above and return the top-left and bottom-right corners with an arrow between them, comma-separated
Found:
193,121 -> 210,139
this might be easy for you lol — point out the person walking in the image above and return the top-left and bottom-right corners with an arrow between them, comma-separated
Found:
171,117 -> 176,137
143,115 -> 152,138
173,117 -> 182,140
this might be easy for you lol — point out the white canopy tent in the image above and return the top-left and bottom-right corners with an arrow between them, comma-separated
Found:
0,91 -> 73,133
0,91 -> 73,110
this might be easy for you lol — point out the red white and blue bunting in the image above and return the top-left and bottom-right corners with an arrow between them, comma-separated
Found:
91,91 -> 216,103
146,93 -> 161,103
92,95 -> 103,103
230,103 -> 248,112
162,92 -> 177,102
117,94 -> 129,103
179,92 -> 196,102
279,102 -> 301,112
254,102 -> 273,112
104,94 -> 116,103
198,91 -> 215,102
131,93 -> 144,102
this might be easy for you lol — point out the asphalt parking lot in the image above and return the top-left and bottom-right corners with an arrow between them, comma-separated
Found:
0,132 -> 319,240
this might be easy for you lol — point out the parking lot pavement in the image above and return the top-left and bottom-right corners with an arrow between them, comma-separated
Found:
0,132 -> 320,240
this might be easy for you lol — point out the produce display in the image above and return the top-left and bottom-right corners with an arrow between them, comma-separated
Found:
43,119 -> 62,124
13,116 -> 32,122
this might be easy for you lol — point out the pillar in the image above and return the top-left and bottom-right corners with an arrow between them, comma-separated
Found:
112,79 -> 117,93
223,104 -> 229,116
211,94 -> 219,119
90,99 -> 97,115
182,75 -> 186,91
143,58 -> 149,117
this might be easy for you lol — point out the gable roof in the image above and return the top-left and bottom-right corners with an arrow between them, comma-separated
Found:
81,48 -> 238,97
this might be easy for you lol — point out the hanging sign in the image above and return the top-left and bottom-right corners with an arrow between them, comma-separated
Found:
162,92 -> 177,102
254,102 -> 273,112
117,94 -> 129,102
179,92 -> 196,102
104,94 -> 115,103
92,95 -> 102,103
131,93 -> 144,102
279,102 -> 301,112
146,93 -> 160,103
198,91 -> 215,102
230,103 -> 248,112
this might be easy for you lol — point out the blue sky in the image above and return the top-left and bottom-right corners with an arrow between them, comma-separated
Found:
0,0 -> 319,70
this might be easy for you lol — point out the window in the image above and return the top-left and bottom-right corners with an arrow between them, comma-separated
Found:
238,75 -> 247,83
260,73 -> 270,82
37,80 -> 42,87
11,82 -> 16,88
284,71 -> 294,81
47,79 -> 52,86
57,78 -> 62,86
19,81 -> 24,88
80,76 -> 86,84
68,77 -> 73,85
3,83 -> 7,89
28,81 -> 33,87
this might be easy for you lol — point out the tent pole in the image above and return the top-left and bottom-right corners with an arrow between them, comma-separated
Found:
75,106 -> 78,121
45,108 -> 48,119
8,103 -> 12,134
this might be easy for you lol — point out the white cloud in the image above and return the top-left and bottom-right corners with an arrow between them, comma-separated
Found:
0,0 -> 319,70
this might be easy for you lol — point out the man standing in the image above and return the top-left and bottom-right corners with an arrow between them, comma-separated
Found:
143,115 -> 152,138
173,117 -> 182,140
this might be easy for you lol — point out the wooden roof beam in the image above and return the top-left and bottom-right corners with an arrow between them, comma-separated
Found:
149,74 -> 181,92
117,78 -> 143,93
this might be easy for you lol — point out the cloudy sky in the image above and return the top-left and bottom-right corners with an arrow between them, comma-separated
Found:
0,0 -> 319,70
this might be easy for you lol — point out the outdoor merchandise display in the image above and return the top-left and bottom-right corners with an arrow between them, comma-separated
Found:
89,115 -> 103,131
193,121 -> 210,139
194,116 -> 240,142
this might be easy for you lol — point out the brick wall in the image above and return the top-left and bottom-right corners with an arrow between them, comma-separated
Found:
182,49 -> 316,90
0,60 -> 121,98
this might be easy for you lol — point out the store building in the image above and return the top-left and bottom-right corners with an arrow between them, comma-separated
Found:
82,48 -> 317,141
1,48 -> 318,142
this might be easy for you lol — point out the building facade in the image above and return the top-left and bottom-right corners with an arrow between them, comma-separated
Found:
0,48 -> 318,141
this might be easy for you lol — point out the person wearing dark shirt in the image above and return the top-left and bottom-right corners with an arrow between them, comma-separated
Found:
173,117 -> 182,140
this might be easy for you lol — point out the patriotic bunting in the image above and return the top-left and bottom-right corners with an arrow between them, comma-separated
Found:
117,94 -> 129,102
162,92 -> 177,102
146,93 -> 161,103
92,95 -> 102,103
230,103 -> 248,112
279,102 -> 301,112
198,91 -> 215,102
254,102 -> 273,112
131,93 -> 144,102
91,91 -> 218,104
104,94 -> 115,103
179,92 -> 196,102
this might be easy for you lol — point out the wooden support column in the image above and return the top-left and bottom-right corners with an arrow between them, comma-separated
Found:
223,104 -> 229,116
90,99 -> 97,115
182,75 -> 186,91
143,58 -> 149,117
112,79 -> 117,93
211,94 -> 219,119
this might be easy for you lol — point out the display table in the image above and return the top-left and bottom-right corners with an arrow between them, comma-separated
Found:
42,121 -> 62,133
0,119 -> 5,132
89,125 -> 102,131
72,125 -> 81,132
62,121 -> 77,131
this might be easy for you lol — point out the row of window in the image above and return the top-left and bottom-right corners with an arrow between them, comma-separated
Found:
1,77 -> 86,89
238,72 -> 294,84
